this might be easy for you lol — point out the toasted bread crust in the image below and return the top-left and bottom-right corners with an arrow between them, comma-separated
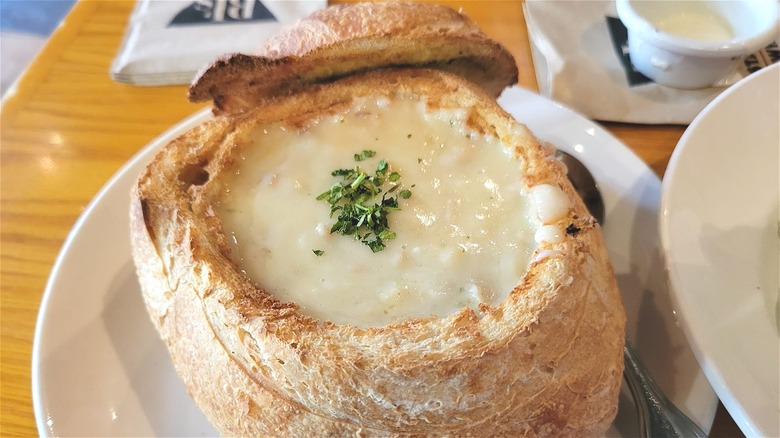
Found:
188,2 -> 518,114
132,69 -> 625,436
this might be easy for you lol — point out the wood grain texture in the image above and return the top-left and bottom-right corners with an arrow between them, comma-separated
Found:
0,2 -> 203,436
0,1 -> 732,437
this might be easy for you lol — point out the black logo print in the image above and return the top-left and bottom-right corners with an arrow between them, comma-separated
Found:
606,16 -> 652,87
169,0 -> 277,26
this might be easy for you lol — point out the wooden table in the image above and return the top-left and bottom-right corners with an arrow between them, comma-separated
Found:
0,1 -> 743,436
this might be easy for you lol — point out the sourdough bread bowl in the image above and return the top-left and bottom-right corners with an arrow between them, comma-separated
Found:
130,3 -> 625,437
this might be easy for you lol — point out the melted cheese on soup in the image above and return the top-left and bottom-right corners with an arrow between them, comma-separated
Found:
216,97 -> 543,327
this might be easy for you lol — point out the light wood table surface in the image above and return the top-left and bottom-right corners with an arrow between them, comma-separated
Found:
0,1 -> 743,436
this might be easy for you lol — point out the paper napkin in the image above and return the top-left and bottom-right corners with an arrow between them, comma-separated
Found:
111,0 -> 325,86
524,0 -> 779,124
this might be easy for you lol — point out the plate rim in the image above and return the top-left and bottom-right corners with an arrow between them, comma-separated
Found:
30,107 -> 213,436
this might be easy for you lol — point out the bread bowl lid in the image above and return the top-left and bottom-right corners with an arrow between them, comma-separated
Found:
187,2 -> 518,114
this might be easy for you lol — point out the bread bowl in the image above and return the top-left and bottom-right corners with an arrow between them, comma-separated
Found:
130,3 -> 625,436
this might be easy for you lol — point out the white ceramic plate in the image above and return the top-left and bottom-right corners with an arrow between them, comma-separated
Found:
32,87 -> 718,437
660,63 -> 780,437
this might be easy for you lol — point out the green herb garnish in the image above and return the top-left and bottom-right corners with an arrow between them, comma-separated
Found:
353,149 -> 376,161
316,150 -> 412,252
312,249 -> 325,256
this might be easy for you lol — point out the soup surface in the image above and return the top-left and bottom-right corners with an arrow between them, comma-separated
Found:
217,96 -> 541,327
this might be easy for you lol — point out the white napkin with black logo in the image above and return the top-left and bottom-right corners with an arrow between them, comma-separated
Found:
524,0 -> 779,124
111,0 -> 325,86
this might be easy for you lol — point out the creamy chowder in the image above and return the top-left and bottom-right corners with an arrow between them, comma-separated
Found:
216,96 -> 549,327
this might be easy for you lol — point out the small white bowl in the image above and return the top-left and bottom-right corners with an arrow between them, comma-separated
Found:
616,0 -> 779,89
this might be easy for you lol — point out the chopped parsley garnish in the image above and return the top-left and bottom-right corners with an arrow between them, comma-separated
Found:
312,249 -> 325,256
353,149 -> 376,161
316,150 -> 412,252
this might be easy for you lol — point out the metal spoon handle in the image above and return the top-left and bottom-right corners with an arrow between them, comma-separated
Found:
623,342 -> 707,438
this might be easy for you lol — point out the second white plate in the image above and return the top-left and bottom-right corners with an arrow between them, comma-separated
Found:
661,63 -> 780,437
